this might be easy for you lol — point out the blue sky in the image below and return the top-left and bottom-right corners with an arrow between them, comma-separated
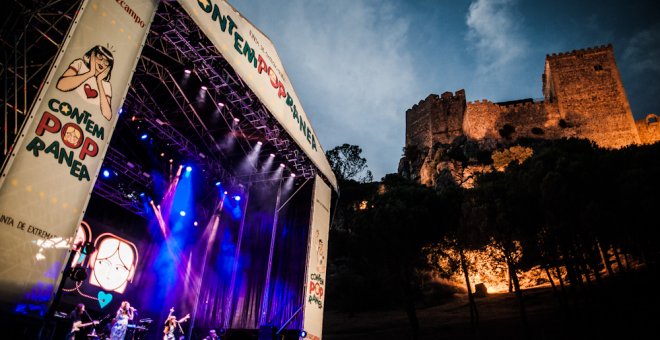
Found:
230,0 -> 660,180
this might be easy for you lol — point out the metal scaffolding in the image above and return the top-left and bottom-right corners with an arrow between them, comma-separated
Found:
1,0 -> 319,217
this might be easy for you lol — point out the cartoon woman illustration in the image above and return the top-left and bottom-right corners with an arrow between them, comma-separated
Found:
56,45 -> 114,121
88,233 -> 139,294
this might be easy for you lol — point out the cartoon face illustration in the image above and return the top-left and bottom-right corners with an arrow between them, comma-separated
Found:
88,233 -> 138,293
56,45 -> 114,121
62,123 -> 83,149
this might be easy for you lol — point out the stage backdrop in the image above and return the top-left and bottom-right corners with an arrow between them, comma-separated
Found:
302,175 -> 332,340
0,0 -> 158,318
176,0 -> 338,191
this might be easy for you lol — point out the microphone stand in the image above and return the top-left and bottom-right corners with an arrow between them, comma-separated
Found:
84,310 -> 98,338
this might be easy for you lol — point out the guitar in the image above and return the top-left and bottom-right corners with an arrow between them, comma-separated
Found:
72,320 -> 99,332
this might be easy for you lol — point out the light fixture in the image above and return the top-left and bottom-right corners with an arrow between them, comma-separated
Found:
233,117 -> 240,123
257,141 -> 263,146
201,85 -> 208,91
279,163 -> 285,168
217,102 -> 225,107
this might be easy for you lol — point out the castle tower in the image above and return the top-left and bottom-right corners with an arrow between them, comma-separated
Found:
542,44 -> 641,147
405,90 -> 466,149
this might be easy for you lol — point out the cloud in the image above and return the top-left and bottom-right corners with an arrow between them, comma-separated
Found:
246,0 -> 420,179
465,0 -> 528,74
622,24 -> 660,74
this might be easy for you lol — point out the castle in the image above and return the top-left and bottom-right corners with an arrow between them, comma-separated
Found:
403,44 -> 660,186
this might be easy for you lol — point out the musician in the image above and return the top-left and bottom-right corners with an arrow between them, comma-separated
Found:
163,307 -> 190,340
109,301 -> 135,340
67,303 -> 97,340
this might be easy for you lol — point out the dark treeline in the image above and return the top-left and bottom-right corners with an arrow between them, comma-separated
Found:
325,139 -> 660,339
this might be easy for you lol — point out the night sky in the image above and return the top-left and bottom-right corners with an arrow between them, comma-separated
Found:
231,0 -> 660,180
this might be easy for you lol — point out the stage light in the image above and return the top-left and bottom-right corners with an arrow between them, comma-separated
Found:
233,195 -> 241,202
280,163 -> 285,168
223,191 -> 228,195
102,169 -> 111,178
194,221 -> 198,226
186,166 -> 192,172
169,159 -> 174,163
139,192 -> 145,198
201,85 -> 208,91
257,141 -> 263,146
119,108 -> 123,115
140,133 -> 148,140
160,152 -> 165,157
269,153 -> 275,157
217,102 -> 225,107
300,330 -> 307,337
291,173 -> 296,178
179,210 -> 186,217
215,181 -> 221,187
233,117 -> 240,123
184,69 -> 192,74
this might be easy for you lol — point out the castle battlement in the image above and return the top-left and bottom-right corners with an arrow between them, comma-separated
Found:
546,44 -> 613,60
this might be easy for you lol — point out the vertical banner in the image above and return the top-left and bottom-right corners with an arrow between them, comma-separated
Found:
0,0 -> 158,317
302,175 -> 332,339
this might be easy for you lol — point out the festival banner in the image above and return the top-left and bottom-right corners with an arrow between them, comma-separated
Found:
302,175 -> 332,339
176,0 -> 338,190
0,0 -> 159,317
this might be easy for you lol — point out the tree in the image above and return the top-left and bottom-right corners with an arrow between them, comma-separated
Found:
326,144 -> 373,182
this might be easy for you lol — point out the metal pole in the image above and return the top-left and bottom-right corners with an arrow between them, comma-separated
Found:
259,180 -> 283,326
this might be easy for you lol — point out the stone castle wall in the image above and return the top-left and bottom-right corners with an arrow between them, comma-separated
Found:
544,44 -> 640,148
637,114 -> 660,145
405,44 -> 653,153
403,44 -> 659,187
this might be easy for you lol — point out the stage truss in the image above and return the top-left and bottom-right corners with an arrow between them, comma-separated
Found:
1,0 -> 319,217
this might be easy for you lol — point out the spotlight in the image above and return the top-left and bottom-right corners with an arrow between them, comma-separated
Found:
217,102 -> 225,107
140,133 -> 148,140
233,195 -> 241,202
291,173 -> 296,178
257,141 -> 263,146
139,192 -> 145,198
194,221 -> 198,226
215,181 -> 221,187
300,330 -> 307,338
279,163 -> 285,168
233,117 -> 240,123
223,191 -> 228,195
179,211 -> 186,217
119,108 -> 123,115
269,153 -> 275,157
102,169 -> 111,178
184,69 -> 192,75
186,166 -> 192,172
160,152 -> 165,157
169,159 -> 174,163
201,85 -> 208,91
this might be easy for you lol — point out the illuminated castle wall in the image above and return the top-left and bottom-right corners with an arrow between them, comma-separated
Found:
406,44 -> 660,153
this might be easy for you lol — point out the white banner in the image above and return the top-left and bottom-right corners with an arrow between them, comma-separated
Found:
0,0 -> 158,317
302,175 -> 332,339
177,0 -> 338,191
